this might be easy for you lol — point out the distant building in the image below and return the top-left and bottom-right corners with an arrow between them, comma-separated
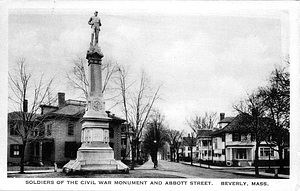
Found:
197,129 -> 213,162
196,113 -> 233,163
180,134 -> 198,160
7,92 -> 129,166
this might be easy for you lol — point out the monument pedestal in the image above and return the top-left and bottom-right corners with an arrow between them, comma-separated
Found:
63,45 -> 129,174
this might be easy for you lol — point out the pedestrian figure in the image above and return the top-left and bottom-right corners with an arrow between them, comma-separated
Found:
88,11 -> 101,46
151,152 -> 158,169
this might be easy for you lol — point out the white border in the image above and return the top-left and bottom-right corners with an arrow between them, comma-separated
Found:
1,1 -> 299,191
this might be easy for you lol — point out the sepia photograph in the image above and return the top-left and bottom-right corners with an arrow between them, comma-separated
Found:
1,1 -> 299,191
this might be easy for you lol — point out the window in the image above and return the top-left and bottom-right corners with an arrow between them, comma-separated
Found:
236,149 -> 247,159
260,147 -> 274,157
10,144 -> 22,157
213,139 -> 218,149
67,123 -> 74,136
202,140 -> 208,146
222,149 -> 225,155
10,124 -> 18,136
232,133 -> 241,142
46,124 -> 52,136
65,142 -> 78,158
208,150 -> 212,156
222,135 -> 225,142
121,139 -> 126,146
39,125 -> 45,136
251,134 -> 256,141
121,125 -> 126,133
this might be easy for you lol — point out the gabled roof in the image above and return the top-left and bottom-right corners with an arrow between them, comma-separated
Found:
213,113 -> 256,136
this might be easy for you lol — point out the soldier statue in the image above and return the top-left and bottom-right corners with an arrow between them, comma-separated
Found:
88,11 -> 101,46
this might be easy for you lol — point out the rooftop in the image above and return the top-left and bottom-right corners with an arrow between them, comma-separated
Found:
218,117 -> 235,124
197,129 -> 213,138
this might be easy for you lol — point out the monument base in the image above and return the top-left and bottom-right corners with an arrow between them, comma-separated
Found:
63,146 -> 129,174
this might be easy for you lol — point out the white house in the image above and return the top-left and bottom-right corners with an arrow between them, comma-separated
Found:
180,135 -> 198,160
212,114 -> 280,167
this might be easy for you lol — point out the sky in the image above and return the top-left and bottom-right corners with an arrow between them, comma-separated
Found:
7,2 -> 290,133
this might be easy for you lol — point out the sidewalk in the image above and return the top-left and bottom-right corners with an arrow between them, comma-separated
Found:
180,161 -> 289,179
7,168 -> 62,174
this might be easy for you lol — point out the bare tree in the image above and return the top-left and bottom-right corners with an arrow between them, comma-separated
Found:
8,58 -> 55,173
233,92 -> 270,177
115,67 -> 162,169
168,129 -> 184,162
66,56 -> 118,100
187,112 -> 218,133
66,57 -> 89,99
259,66 -> 290,172
142,110 -> 169,168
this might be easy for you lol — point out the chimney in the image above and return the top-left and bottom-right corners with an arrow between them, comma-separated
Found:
220,113 -> 225,121
105,111 -> 111,117
58,92 -> 65,108
23,99 -> 28,112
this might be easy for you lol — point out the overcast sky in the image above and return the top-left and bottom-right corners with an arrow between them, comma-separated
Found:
7,2 -> 289,133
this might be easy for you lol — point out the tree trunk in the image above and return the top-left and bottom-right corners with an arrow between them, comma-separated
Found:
130,141 -> 136,170
254,143 -> 260,176
136,142 -> 140,162
19,143 -> 26,174
176,149 -> 179,162
191,147 -> 193,165
278,146 -> 284,172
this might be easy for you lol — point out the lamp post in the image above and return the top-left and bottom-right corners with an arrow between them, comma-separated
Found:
129,131 -> 135,170
190,132 -> 194,165
153,140 -> 158,168
177,137 -> 182,163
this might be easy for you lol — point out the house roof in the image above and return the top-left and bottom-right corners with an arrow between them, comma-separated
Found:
42,104 -> 85,119
218,117 -> 235,124
42,102 -> 126,123
182,136 -> 197,146
107,112 -> 126,123
52,104 -> 85,116
213,113 -> 258,136
8,111 -> 41,121
197,129 -> 213,138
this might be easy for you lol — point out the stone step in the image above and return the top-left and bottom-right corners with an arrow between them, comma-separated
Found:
81,164 -> 118,171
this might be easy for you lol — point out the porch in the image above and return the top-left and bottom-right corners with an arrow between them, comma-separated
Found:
29,138 -> 54,166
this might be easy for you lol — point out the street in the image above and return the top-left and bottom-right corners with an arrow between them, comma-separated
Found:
135,159 -> 260,179
8,159 -> 264,179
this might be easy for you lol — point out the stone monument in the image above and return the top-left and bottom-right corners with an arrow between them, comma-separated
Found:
63,14 -> 129,173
